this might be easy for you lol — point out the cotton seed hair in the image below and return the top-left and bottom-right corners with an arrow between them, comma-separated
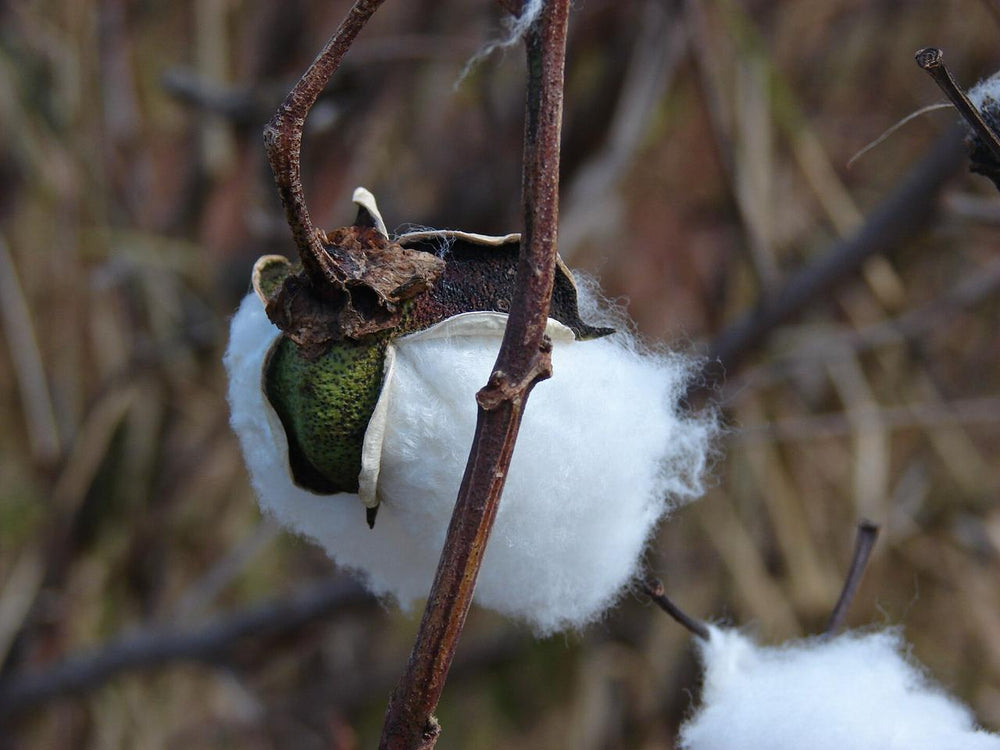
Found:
679,627 -> 1000,750
225,189 -> 715,634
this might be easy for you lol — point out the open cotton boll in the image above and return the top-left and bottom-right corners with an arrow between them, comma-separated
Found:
679,626 -> 1000,750
225,286 -> 714,634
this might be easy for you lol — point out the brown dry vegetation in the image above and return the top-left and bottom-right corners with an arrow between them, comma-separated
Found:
1,1 -> 1000,748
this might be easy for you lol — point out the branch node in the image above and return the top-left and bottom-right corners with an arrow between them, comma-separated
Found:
476,346 -> 553,411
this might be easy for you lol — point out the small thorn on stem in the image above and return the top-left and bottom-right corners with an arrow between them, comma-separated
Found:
915,47 -> 1000,164
824,519 -> 880,636
641,577 -> 710,641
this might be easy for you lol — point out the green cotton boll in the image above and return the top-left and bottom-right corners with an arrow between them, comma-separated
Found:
264,332 -> 391,495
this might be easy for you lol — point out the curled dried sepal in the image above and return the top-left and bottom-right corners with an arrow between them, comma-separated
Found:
261,188 -> 446,358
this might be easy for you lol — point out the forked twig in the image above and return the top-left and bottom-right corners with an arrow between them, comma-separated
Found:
824,519 -> 880,636
378,2 -> 571,747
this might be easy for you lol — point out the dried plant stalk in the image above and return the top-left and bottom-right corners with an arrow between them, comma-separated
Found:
378,1 -> 572,747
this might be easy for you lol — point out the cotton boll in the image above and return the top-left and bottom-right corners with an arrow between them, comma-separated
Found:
225,288 -> 715,634
679,626 -> 1000,750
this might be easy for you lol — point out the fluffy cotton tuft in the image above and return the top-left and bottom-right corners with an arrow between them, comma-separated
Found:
679,626 -> 1000,750
969,72 -> 1000,115
225,289 -> 714,634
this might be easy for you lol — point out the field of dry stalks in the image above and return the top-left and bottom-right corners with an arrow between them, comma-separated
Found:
2,1 -> 1000,747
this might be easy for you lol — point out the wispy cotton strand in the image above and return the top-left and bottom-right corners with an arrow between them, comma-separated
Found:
456,0 -> 545,85
969,71 -> 1000,124
225,282 -> 715,634
679,626 -> 1000,750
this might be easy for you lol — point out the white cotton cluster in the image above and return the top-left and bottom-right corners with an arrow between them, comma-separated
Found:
224,287 -> 714,634
970,72 -> 1000,114
679,626 -> 1000,750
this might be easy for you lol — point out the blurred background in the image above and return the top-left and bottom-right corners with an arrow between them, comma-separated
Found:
2,0 -> 1000,747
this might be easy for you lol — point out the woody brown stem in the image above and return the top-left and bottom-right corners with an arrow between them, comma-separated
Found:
377,2 -> 571,748
263,0 -> 387,287
824,520 -> 880,636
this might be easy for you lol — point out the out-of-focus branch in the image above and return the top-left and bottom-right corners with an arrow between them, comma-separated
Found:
702,127 -> 966,388
378,2 -> 571,748
0,578 -> 370,722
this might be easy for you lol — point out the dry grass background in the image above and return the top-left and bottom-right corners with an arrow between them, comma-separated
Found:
2,0 -> 1000,747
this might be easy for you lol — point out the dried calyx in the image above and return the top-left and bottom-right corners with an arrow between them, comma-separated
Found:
253,188 -> 612,526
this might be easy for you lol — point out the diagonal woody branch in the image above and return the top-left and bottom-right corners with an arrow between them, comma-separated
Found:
378,2 -> 571,748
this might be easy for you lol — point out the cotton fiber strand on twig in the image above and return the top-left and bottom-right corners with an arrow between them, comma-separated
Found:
225,284 -> 715,634
679,626 -> 1000,750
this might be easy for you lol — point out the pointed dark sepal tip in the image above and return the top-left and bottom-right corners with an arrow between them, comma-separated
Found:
354,204 -> 378,231
366,504 -> 379,529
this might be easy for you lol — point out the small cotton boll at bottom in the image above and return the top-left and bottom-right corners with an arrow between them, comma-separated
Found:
679,626 -> 1000,750
225,290 -> 714,634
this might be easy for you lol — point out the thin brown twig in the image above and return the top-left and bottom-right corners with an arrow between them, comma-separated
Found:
262,0 -> 387,286
641,578 -> 710,641
824,520 -> 880,636
915,47 -> 1000,164
378,3 -> 571,748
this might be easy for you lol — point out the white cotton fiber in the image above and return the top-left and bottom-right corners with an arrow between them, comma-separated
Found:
225,289 -> 714,634
970,72 -> 1000,115
679,626 -> 1000,750
456,0 -> 545,85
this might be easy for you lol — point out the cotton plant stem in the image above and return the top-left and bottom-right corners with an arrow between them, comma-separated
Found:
378,3 -> 570,748
263,0 -> 387,286
642,578 -> 710,641
824,520 -> 880,636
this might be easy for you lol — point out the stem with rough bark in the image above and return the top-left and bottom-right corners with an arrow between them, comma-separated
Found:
378,2 -> 571,748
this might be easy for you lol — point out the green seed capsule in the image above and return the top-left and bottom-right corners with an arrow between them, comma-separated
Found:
265,331 -> 391,495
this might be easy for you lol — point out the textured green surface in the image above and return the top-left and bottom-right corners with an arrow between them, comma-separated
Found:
264,332 -> 391,494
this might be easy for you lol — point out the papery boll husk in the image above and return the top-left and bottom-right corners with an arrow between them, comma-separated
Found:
679,626 -> 1000,750
225,287 -> 715,634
